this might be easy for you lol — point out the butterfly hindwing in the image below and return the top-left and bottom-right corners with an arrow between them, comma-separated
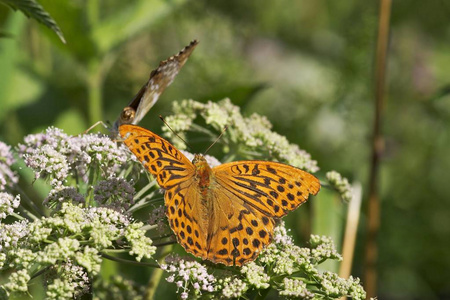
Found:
165,184 -> 209,260
206,186 -> 275,266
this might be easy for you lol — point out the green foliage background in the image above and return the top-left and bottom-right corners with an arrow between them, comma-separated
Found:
1,0 -> 449,298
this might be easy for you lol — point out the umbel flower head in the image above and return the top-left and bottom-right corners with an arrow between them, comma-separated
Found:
17,127 -> 132,187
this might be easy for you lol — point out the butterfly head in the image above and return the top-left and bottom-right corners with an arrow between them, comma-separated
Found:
120,107 -> 136,124
192,154 -> 208,167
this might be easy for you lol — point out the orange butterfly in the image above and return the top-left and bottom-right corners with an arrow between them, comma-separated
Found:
119,124 -> 320,266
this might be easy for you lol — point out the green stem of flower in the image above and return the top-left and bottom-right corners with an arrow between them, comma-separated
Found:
189,123 -> 216,138
10,212 -> 27,221
145,267 -> 164,300
134,180 -> 158,201
15,185 -> 45,217
101,249 -> 129,253
86,166 -> 102,206
87,59 -> 103,127
252,287 -> 271,300
30,266 -> 50,280
140,224 -> 158,231
101,252 -> 160,268
145,244 -> 173,300
128,190 -> 161,214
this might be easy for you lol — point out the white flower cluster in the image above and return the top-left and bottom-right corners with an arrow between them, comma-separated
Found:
45,262 -> 90,299
0,220 -> 29,254
0,202 -> 156,297
259,223 -> 313,276
240,262 -> 270,289
161,255 -> 216,298
318,271 -> 366,300
2,269 -> 30,293
163,99 -> 319,172
279,277 -> 314,299
124,223 -> 157,261
0,192 -> 20,219
309,234 -> 342,262
0,141 -> 18,190
221,277 -> 248,298
326,170 -> 353,202
18,127 -> 131,187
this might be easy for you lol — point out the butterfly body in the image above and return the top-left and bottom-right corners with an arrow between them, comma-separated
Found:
192,155 -> 212,197
119,124 -> 320,266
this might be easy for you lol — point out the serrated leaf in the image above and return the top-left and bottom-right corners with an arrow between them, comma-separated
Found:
1,0 -> 66,43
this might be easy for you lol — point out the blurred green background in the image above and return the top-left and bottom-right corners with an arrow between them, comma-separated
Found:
1,0 -> 450,299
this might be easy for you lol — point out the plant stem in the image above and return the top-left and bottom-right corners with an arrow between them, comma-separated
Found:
365,0 -> 392,297
145,245 -> 173,300
101,252 -> 159,268
87,59 -> 103,127
253,287 -> 271,300
15,185 -> 45,217
339,182 -> 362,280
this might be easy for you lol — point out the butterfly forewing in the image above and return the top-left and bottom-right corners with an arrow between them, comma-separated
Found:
119,124 -> 195,189
213,161 -> 320,218
120,125 -> 211,260
165,184 -> 210,260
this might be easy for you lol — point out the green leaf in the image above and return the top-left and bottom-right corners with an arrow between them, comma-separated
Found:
1,0 -> 66,43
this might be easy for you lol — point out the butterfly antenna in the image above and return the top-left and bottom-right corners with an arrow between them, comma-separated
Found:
159,115 -> 193,150
204,125 -> 228,155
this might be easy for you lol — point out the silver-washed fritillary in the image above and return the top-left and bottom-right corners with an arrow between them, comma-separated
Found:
119,124 -> 320,266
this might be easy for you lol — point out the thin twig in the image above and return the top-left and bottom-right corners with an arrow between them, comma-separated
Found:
339,182 -> 362,281
365,0 -> 392,297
